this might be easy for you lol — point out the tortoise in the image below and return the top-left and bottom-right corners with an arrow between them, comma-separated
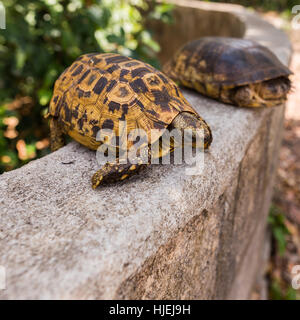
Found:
163,37 -> 292,108
47,53 -> 212,189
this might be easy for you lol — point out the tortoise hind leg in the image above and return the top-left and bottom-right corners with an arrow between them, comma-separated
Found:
92,158 -> 149,189
49,117 -> 65,151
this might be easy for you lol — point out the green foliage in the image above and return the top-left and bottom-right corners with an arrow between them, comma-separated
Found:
0,0 -> 173,173
205,0 -> 299,12
268,204 -> 290,256
269,279 -> 298,300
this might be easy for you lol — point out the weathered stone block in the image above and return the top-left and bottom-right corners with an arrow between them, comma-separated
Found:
0,0 -> 292,299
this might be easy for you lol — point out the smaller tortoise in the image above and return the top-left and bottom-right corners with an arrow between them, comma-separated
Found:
47,53 -> 212,189
163,37 -> 292,108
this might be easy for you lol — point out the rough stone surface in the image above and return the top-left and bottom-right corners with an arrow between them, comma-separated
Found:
0,1 -> 292,299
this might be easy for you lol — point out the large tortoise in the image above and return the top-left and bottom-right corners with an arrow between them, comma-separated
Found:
47,53 -> 212,189
163,37 -> 292,108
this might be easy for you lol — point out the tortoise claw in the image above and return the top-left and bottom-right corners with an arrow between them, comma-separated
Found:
91,172 -> 103,189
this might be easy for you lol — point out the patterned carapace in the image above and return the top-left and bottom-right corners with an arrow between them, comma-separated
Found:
48,53 -> 212,188
163,37 -> 292,108
49,52 -> 200,150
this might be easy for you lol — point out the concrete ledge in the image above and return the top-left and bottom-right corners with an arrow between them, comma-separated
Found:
0,1 -> 292,299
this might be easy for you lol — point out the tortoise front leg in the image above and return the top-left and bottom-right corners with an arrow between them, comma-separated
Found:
49,117 -> 65,152
91,160 -> 149,189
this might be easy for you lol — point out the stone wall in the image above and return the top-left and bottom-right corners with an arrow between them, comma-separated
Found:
0,0 -> 292,299
148,0 -> 246,64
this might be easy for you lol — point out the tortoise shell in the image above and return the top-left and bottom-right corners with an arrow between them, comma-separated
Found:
49,53 -> 198,151
163,37 -> 292,87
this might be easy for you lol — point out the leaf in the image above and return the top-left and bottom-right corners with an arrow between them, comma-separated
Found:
268,204 -> 290,255
38,89 -> 52,106
273,227 -> 287,255
15,48 -> 27,70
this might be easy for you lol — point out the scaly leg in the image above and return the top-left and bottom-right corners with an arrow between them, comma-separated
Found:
92,160 -> 150,189
49,117 -> 65,151
92,147 -> 151,189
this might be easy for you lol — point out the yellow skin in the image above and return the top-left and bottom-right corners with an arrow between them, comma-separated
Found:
48,53 -> 212,189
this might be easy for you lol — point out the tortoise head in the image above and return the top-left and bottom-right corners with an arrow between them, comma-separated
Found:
171,111 -> 212,149
233,76 -> 291,108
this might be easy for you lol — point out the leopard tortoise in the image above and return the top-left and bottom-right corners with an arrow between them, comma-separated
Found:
47,53 -> 212,189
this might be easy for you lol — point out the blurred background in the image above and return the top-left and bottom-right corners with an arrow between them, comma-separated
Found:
0,0 -> 299,300
0,0 -> 174,173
